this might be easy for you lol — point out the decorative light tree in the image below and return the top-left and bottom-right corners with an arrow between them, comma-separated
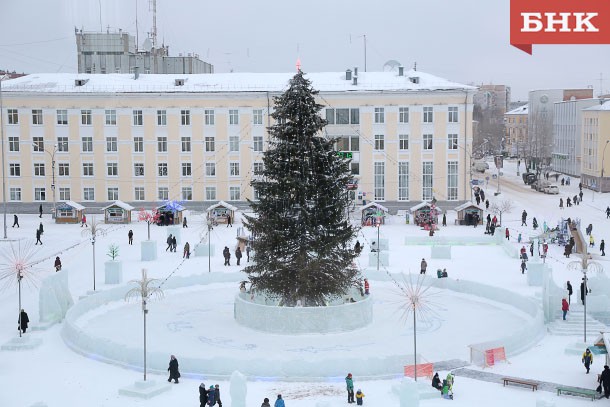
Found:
81,217 -> 106,291
138,209 -> 161,240
0,240 -> 41,337
125,268 -> 164,381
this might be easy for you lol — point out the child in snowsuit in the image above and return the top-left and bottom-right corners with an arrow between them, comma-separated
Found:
355,389 -> 365,405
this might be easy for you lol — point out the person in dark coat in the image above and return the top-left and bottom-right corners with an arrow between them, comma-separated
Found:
582,348 -> 593,374
39,204 -> 43,218
261,398 -> 271,407
207,385 -> 216,406
581,278 -> 587,305
559,198 -> 563,209
564,244 -> 572,258
172,235 -> 177,252
600,365 -> 610,398
601,239 -> 606,256
167,355 -> 180,383
19,309 -> 29,333
420,258 -> 427,275
12,214 -> 19,228
184,242 -> 190,259
213,384 -> 222,407
485,199 -> 489,210
521,210 -> 527,226
607,206 -> 610,219
54,256 -> 62,272
223,247 -> 231,266
199,383 -> 209,407
246,245 -> 252,262
183,217 -> 188,228
128,230 -> 133,245
235,247 -> 242,266
520,260 -> 527,274
39,222 -> 44,235
166,234 -> 173,251
567,281 -> 573,304
35,228 -> 43,245
226,214 -> 232,228
431,372 -> 442,390
480,189 -> 485,202
354,240 -> 361,254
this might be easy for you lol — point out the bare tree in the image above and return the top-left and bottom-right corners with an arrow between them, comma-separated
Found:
490,200 -> 514,226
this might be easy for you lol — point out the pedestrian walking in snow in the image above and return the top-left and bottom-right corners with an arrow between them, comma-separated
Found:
420,258 -> 427,275
12,214 -> 19,228
39,222 -> 44,235
521,210 -> 527,226
586,224 -> 593,236
39,204 -> 43,218
235,247 -> 242,265
172,235 -> 177,252
590,234 -> 595,247
166,234 -> 173,251
601,239 -> 606,256
18,309 -> 29,333
530,242 -> 534,257
442,213 -> 447,226
581,278 -> 588,305
559,198 -> 564,209
364,278 -> 370,295
183,217 -> 188,228
355,389 -> 365,405
246,245 -> 252,262
128,230 -> 133,245
226,214 -> 232,227
600,365 -> 610,398
562,298 -> 569,320
213,384 -> 222,407
518,233 -> 522,243
345,373 -> 355,403
573,195 -> 579,205
274,394 -> 285,407
480,189 -> 485,202
167,355 -> 180,383
567,197 -> 572,207
223,246 -> 231,266
492,215 -> 497,226
432,372 -> 442,390
183,242 -> 190,259
207,386 -> 216,406
579,190 -> 583,201
35,228 -> 42,245
81,214 -> 87,227
583,348 -> 593,374
485,199 -> 489,210
564,244 -> 572,258
261,398 -> 271,407
607,206 -> 610,219
199,383 -> 209,407
520,260 -> 527,274
505,228 -> 510,240
54,256 -> 62,272
567,281 -> 573,304
532,217 -> 538,230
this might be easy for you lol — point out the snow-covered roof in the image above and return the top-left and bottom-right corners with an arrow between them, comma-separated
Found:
156,202 -> 185,211
584,100 -> 610,111
0,70 -> 476,94
454,202 -> 481,212
409,201 -> 435,211
506,104 -> 528,115
102,200 -> 135,211
59,200 -> 85,210
361,202 -> 389,213
207,200 -> 238,212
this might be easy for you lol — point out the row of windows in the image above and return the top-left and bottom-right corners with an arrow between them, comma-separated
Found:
369,106 -> 458,124
5,108 -> 266,127
9,161 -> 258,178
371,134 -> 459,150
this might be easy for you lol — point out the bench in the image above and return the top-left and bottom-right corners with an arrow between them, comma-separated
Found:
556,386 -> 600,401
502,377 -> 539,391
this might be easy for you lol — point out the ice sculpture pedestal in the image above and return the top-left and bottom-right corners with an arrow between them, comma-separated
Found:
35,269 -> 73,330
141,240 -> 157,261
104,261 -> 123,284
431,245 -> 451,259
1,335 -> 43,351
368,251 -> 389,267
195,243 -> 215,257
118,380 -> 171,399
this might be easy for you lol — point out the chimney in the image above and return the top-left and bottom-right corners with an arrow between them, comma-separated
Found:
398,66 -> 404,76
353,76 -> 358,86
354,67 -> 358,76
134,66 -> 139,80
346,69 -> 352,81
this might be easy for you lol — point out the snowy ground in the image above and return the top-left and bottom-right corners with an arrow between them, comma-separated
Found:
1,159 -> 609,406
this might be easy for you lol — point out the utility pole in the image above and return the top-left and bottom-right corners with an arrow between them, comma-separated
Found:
0,75 -> 7,238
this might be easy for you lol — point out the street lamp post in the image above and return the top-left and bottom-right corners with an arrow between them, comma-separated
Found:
376,222 -> 380,272
37,142 -> 57,218
207,219 -> 213,273
0,75 -> 7,239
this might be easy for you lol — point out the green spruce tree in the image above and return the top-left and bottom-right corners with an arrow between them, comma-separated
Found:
243,71 -> 359,306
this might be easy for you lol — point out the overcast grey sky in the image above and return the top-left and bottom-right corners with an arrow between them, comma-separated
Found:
1,0 -> 609,99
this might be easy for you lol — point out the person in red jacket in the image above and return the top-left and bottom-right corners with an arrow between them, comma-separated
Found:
505,228 -> 510,240
364,279 -> 370,295
562,298 -> 569,320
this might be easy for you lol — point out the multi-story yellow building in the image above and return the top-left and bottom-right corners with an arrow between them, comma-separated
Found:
504,104 -> 528,159
581,101 -> 610,192
0,69 -> 475,209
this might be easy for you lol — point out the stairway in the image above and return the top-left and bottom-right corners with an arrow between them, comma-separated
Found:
547,303 -> 607,337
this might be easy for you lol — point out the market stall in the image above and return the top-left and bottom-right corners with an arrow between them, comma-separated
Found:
102,200 -> 135,224
156,201 -> 184,226
454,202 -> 483,226
409,201 -> 441,229
206,200 -> 238,224
360,202 -> 388,226
55,200 -> 85,224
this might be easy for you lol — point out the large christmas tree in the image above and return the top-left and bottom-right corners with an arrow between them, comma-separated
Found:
243,71 -> 359,306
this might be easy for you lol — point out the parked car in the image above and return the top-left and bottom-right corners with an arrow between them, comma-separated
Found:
544,185 -> 559,194
522,172 -> 537,185
473,161 -> 489,173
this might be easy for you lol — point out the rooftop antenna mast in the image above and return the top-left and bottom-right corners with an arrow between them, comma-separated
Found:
98,0 -> 102,32
149,0 -> 157,50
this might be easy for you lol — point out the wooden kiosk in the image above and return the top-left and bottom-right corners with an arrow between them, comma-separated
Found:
360,202 -> 388,226
103,200 -> 135,224
156,201 -> 184,226
454,202 -> 483,226
207,200 -> 237,224
409,201 -> 440,228
55,200 -> 85,224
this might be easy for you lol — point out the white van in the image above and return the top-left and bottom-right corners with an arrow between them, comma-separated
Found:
544,185 -> 559,195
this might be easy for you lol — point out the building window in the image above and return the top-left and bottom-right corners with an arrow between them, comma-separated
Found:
106,136 -> 118,152
157,136 -> 167,152
57,136 -> 69,152
83,163 -> 94,176
374,135 -> 385,150
107,187 -> 119,201
351,162 -> 360,175
398,162 -> 409,201
7,109 -> 18,125
205,136 -> 215,152
133,110 -> 143,126
326,109 -> 335,124
181,109 -> 191,126
229,162 -> 240,176
422,161 -> 433,200
59,187 -> 71,201
33,136 -> 44,152
158,163 -> 168,177
107,162 -> 118,176
182,162 -> 192,176
206,163 -> 216,176
229,136 -> 239,152
447,161 -> 458,200
205,187 -> 216,201
336,108 -> 349,124
81,110 -> 92,125
157,110 -> 167,126
34,188 -> 46,201
134,163 -> 144,176
229,109 -> 239,125
134,187 -> 145,201
81,136 -> 93,152
423,106 -> 433,123
105,109 -> 117,125
399,134 -> 409,150
204,109 -> 215,125
374,162 -> 385,201
9,163 -> 20,176
181,137 -> 191,152
423,134 -> 433,150
374,107 -> 385,124
83,187 -> 95,201
8,136 -> 19,152
34,163 -> 45,176
158,187 -> 169,201
229,186 -> 240,201
253,187 -> 260,201
56,109 -> 68,125
339,135 -> 359,152
448,106 -> 458,123
133,137 -> 143,152
253,162 -> 264,175
448,134 -> 458,150
32,109 -> 43,125
182,187 -> 193,201
253,109 -> 263,125
326,108 -> 360,125
399,107 -> 409,123
58,163 -> 70,176
10,187 -> 21,201
253,136 -> 263,152
350,108 -> 360,124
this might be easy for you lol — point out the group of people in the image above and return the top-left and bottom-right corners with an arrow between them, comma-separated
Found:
432,372 -> 455,399
223,246 -> 251,266
345,373 -> 365,404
